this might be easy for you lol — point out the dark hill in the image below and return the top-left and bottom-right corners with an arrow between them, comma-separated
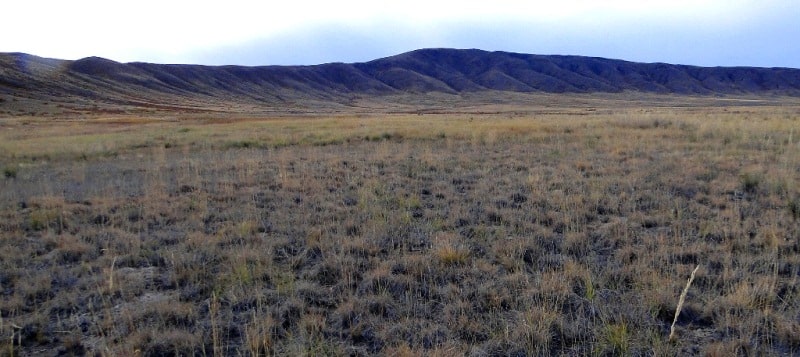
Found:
2,48 -> 800,113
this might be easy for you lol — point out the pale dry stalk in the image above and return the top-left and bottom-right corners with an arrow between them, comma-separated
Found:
669,265 -> 700,341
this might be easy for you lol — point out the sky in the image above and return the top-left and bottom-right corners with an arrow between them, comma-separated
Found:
3,0 -> 799,68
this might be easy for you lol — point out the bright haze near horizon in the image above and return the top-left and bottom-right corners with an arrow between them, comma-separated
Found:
3,0 -> 799,68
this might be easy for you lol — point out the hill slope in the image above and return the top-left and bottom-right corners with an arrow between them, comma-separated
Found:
2,48 -> 800,113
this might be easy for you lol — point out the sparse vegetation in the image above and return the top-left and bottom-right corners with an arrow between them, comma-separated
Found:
740,172 -> 762,194
790,196 -> 800,221
0,102 -> 799,355
2,166 -> 16,179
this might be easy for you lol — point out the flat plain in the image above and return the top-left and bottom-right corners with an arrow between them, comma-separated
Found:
1,94 -> 799,355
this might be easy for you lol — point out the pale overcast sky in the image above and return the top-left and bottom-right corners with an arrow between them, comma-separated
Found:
3,0 -> 799,67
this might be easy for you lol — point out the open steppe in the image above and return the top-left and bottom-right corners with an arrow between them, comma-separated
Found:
1,94 -> 799,355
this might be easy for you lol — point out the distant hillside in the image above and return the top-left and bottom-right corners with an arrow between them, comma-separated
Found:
2,48 -> 800,113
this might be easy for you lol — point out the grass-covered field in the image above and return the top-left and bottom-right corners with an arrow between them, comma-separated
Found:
1,102 -> 799,355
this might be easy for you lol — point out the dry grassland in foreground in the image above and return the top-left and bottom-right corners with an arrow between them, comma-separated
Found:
1,105 -> 799,355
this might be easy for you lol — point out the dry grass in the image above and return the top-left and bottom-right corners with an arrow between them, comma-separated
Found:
670,265 -> 700,341
1,100 -> 799,355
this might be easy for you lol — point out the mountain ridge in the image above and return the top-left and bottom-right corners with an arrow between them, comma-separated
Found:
2,48 -> 800,113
